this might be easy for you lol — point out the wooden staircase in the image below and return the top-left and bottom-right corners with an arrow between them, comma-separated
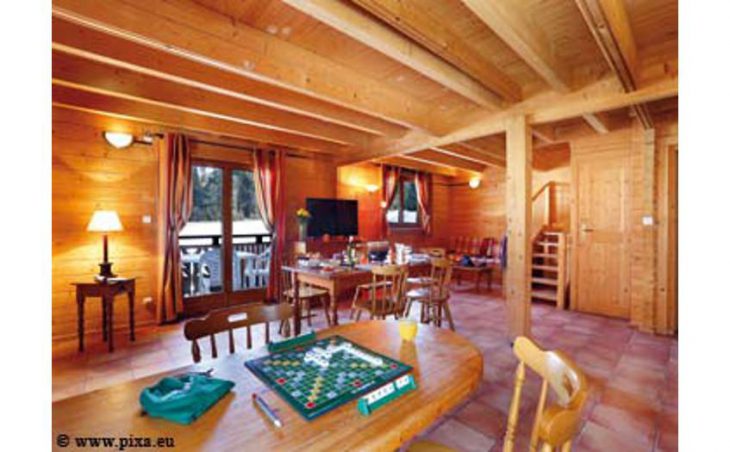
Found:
531,230 -> 567,309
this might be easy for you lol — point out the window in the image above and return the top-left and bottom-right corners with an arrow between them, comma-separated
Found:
387,172 -> 419,227
179,163 -> 269,302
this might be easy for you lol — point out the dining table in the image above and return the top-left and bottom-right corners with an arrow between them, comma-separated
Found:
282,260 -> 431,335
52,320 -> 484,451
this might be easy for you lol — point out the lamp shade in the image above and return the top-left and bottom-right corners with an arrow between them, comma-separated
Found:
87,210 -> 124,232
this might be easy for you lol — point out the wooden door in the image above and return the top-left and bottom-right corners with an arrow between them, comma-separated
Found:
572,150 -> 631,318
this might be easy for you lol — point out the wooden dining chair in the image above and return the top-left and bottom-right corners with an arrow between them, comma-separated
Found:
408,337 -> 587,452
351,264 -> 409,321
280,266 -> 332,327
183,303 -> 294,363
503,337 -> 589,452
405,258 -> 455,330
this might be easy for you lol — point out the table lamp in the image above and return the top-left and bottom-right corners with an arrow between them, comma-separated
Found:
87,210 -> 124,278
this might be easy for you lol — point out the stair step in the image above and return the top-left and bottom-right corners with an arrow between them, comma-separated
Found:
533,253 -> 557,259
532,277 -> 558,286
532,289 -> 558,301
543,231 -> 562,236
532,264 -> 558,271
536,241 -> 558,247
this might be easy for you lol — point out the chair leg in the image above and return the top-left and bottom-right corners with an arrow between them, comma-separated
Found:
442,301 -> 455,331
354,308 -> 363,322
350,286 -> 361,320
323,296 -> 332,327
306,299 -> 312,327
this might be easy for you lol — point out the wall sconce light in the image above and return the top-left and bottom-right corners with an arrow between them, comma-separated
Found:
380,200 -> 388,209
365,184 -> 379,193
468,177 -> 481,189
103,131 -> 134,149
103,131 -> 160,149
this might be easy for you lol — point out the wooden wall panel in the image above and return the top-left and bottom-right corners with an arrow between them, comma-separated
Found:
449,167 -> 507,239
336,162 -> 450,248
52,107 -> 161,344
569,116 -> 677,333
447,164 -> 571,240
337,164 -> 383,241
284,154 -> 338,244
53,107 -> 341,352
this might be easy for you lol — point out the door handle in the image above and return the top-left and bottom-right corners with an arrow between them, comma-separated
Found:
580,224 -> 594,233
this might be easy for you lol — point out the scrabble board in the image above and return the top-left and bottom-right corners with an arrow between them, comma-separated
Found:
244,335 -> 412,420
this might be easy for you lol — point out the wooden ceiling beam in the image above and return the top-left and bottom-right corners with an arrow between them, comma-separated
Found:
437,144 -> 505,168
52,50 -> 375,147
461,0 -> 571,92
281,0 -> 501,109
574,0 -> 654,129
375,157 -> 458,177
462,0 -> 603,133
415,149 -> 487,173
52,0 -> 453,135
531,124 -> 556,144
52,84 -> 344,154
582,112 -> 610,134
52,17 -> 407,138
350,0 -> 521,102
339,75 -> 676,164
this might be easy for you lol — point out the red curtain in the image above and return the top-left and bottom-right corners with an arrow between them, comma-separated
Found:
159,133 -> 192,323
381,165 -> 400,237
253,148 -> 286,301
414,171 -> 432,235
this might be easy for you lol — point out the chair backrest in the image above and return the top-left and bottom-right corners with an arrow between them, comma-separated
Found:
429,258 -> 453,300
200,248 -> 222,289
369,264 -> 409,316
468,237 -> 481,255
279,266 -> 297,299
183,303 -> 294,363
503,337 -> 589,452
255,246 -> 271,271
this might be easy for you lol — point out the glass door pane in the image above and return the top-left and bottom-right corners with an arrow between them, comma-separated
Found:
180,165 -> 223,297
231,169 -> 270,292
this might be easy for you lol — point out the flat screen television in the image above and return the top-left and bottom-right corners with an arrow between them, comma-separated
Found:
305,198 -> 358,237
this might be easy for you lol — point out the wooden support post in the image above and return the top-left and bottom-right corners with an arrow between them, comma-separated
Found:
505,115 -> 532,337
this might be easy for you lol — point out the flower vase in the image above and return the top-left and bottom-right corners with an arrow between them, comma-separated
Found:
298,222 -> 308,241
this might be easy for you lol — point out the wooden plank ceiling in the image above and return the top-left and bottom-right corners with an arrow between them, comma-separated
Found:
51,0 -> 677,176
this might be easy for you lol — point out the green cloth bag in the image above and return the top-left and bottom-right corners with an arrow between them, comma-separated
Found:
139,374 -> 235,425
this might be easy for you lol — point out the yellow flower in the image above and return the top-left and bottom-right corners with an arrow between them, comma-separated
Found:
296,208 -> 311,219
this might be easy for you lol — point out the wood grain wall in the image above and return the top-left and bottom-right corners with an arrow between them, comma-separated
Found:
336,163 -> 450,247
569,116 -> 678,333
53,107 -> 339,349
53,107 -> 161,343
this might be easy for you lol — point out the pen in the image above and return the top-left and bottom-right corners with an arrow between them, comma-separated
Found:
252,392 -> 283,428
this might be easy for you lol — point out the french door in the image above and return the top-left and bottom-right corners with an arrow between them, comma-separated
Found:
179,160 -> 270,315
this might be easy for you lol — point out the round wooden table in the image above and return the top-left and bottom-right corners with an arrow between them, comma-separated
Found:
52,320 -> 484,451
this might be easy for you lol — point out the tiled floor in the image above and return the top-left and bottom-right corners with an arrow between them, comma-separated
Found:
52,282 -> 677,451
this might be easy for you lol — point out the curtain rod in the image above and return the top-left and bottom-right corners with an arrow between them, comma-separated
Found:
186,137 -> 313,160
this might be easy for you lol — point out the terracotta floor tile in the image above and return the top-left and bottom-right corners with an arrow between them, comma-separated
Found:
454,399 -> 507,439
589,404 -> 657,448
424,418 -> 497,452
52,285 -> 678,451
575,421 -> 651,452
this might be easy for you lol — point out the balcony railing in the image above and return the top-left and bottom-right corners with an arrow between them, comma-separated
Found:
179,233 -> 272,255
179,233 -> 272,297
